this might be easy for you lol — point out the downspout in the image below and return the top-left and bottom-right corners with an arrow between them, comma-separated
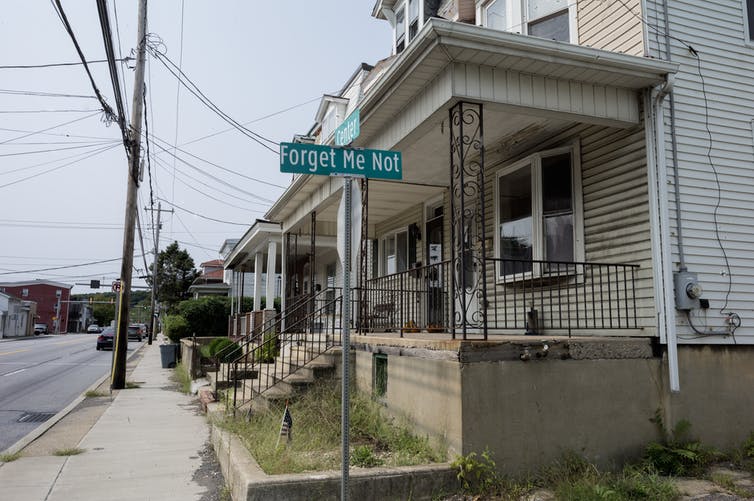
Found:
652,75 -> 680,393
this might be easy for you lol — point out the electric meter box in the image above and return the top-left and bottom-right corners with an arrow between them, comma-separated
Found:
674,270 -> 701,310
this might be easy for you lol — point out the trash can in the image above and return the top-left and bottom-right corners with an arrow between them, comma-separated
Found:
160,344 -> 178,368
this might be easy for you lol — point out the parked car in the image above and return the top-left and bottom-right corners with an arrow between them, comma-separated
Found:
127,324 -> 143,342
87,324 -> 102,334
33,323 -> 48,335
96,327 -> 115,350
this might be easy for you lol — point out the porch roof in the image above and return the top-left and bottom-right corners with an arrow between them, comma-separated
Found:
267,18 -> 677,226
224,219 -> 281,270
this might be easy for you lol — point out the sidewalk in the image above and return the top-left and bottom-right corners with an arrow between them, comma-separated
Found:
0,339 -> 220,501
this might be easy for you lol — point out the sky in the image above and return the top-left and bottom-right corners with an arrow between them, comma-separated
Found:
0,1 -> 391,295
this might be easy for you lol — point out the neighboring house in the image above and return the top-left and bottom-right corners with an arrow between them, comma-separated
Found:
0,292 -> 34,338
0,280 -> 72,334
225,0 -> 754,473
188,259 -> 231,299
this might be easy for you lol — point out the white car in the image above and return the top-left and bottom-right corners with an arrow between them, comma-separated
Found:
87,324 -> 102,334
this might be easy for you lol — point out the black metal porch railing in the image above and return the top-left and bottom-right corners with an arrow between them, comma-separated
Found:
212,287 -> 343,413
361,258 -> 639,336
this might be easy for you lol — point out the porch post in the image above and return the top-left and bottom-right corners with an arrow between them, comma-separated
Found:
253,252 -> 263,311
309,211 -> 316,332
359,178 -> 369,334
281,232 -> 288,332
448,101 -> 488,340
266,241 -> 277,311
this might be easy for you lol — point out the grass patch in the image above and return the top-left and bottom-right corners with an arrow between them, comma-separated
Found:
219,381 -> 442,474
84,390 -> 108,398
53,447 -> 85,456
171,362 -> 192,394
447,450 -> 678,500
0,451 -> 22,462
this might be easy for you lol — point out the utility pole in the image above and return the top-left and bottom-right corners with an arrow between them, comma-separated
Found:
145,202 -> 173,345
112,0 -> 147,390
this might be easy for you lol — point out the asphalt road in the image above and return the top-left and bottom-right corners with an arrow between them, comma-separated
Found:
0,334 -> 143,451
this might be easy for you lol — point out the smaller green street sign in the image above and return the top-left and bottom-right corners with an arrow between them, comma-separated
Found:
334,109 -> 360,146
280,142 -> 402,180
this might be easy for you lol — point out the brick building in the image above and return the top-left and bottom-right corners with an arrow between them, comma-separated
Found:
0,280 -> 72,334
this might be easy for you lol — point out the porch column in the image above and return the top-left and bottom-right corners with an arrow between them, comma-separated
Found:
266,241 -> 277,309
281,233 -> 288,332
449,101 -> 488,340
253,252 -> 263,311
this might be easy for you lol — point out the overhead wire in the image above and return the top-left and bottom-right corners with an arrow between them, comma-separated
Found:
0,89 -> 98,99
0,142 -> 119,176
0,143 -> 120,189
0,140 -> 120,158
0,58 -> 131,70
146,36 -> 279,155
155,197 -> 249,226
50,0 -> 118,125
0,109 -> 103,114
170,0 -> 187,228
0,256 -> 123,276
0,112 -> 103,145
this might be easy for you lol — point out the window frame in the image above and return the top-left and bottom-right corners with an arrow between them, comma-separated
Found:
494,143 -> 583,282
744,0 -> 754,44
390,0 -> 426,55
477,0 -> 577,43
380,227 -> 412,276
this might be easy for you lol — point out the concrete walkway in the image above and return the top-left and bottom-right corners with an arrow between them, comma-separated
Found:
0,340 -> 214,501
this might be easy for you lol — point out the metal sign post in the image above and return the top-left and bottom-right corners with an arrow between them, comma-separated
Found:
340,175 -> 352,501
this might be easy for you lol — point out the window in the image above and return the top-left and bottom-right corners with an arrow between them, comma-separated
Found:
320,108 -> 337,142
408,0 -> 420,41
479,0 -> 574,42
395,6 -> 406,53
381,227 -> 417,276
22,288 -> 28,297
495,146 -> 582,279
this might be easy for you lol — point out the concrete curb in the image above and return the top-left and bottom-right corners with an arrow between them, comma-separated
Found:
208,406 -> 459,501
1,343 -> 146,456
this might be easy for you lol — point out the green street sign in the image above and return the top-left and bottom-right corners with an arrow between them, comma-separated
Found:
280,142 -> 402,180
334,109 -> 360,146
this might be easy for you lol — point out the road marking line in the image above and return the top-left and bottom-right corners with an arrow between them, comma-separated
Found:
0,348 -> 30,356
2,368 -> 27,377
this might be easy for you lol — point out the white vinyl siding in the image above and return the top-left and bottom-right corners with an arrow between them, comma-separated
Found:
483,122 -> 656,336
645,0 -> 754,344
577,0 -> 644,56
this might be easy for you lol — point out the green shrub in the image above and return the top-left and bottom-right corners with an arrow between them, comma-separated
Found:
256,329 -> 279,363
351,445 -> 383,467
744,431 -> 754,459
177,296 -> 230,337
208,338 -> 241,363
163,314 -> 191,343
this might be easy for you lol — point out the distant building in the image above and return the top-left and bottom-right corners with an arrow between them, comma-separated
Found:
0,291 -> 34,338
0,280 -> 72,334
188,259 -> 231,299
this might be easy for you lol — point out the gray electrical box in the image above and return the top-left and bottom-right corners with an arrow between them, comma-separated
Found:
674,271 -> 702,310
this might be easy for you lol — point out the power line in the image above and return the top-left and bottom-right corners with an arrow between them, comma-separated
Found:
0,140 -> 120,158
0,143 -> 119,189
0,109 -> 103,114
0,142 -> 119,176
0,256 -> 123,276
155,197 -> 249,226
0,112 -> 103,145
170,0 -> 187,222
0,89 -> 97,99
50,0 -> 118,125
0,126 -> 116,142
95,0 -> 129,143
0,58 -> 131,70
143,126 -> 286,190
146,40 -> 279,154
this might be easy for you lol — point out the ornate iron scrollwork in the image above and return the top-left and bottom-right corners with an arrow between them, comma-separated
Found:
449,102 -> 488,339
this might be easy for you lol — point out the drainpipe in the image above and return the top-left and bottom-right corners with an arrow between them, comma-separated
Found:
651,75 -> 680,393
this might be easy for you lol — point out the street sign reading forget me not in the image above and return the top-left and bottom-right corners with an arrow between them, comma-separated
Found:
279,142 -> 402,180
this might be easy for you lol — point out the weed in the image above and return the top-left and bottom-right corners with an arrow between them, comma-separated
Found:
84,390 -> 108,398
743,431 -> 754,459
219,381 -> 442,474
53,447 -> 85,456
0,451 -> 22,462
643,410 -> 716,476
171,362 -> 192,394
351,445 -> 383,467
450,449 -> 501,495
